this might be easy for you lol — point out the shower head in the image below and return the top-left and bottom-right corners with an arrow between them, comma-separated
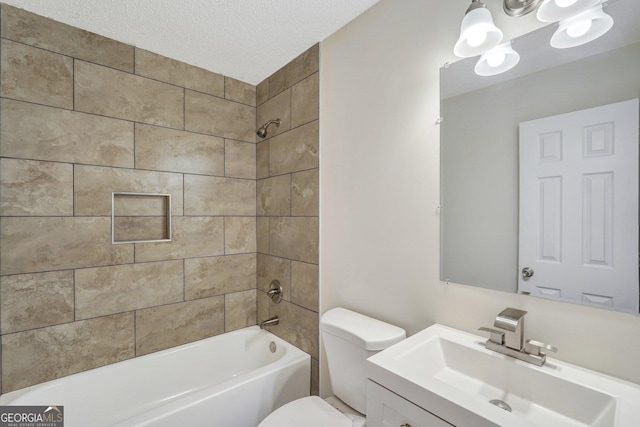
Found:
256,127 -> 268,138
257,119 -> 280,138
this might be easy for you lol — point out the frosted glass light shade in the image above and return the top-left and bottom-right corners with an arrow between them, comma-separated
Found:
550,4 -> 613,48
537,0 -> 602,22
454,7 -> 503,58
474,42 -> 520,76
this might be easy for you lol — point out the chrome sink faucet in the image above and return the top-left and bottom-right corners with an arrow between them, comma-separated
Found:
479,308 -> 557,367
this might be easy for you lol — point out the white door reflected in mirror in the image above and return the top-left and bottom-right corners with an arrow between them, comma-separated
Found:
518,99 -> 639,313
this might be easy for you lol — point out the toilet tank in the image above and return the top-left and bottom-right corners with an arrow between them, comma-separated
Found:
321,308 -> 406,414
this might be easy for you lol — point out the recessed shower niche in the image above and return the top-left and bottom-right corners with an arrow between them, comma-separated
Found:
111,192 -> 172,244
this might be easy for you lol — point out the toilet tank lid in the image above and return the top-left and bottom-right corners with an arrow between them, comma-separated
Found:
321,308 -> 406,351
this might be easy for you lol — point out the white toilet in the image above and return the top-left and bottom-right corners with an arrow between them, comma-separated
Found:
258,307 -> 406,427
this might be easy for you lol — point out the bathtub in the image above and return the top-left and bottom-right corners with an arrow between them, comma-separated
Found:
0,326 -> 310,427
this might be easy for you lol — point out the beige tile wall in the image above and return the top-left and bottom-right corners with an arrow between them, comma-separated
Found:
0,4 -> 258,393
256,45 -> 320,395
0,4 -> 320,397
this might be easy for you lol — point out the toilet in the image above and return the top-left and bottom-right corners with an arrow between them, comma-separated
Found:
258,307 -> 406,427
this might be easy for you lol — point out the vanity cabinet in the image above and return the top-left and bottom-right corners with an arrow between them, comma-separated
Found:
366,380 -> 454,427
366,323 -> 640,427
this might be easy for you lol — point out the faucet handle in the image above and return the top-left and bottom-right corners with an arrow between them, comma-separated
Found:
478,327 -> 505,345
524,339 -> 558,356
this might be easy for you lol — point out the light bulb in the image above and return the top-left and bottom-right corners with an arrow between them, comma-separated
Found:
538,0 -> 601,23
554,0 -> 578,7
466,29 -> 488,47
486,51 -> 506,67
566,19 -> 592,38
475,41 -> 519,76
454,4 -> 503,58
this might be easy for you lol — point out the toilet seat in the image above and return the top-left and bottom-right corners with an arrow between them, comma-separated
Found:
258,396 -> 352,427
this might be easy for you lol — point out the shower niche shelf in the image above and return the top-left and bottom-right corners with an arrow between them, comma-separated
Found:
111,192 -> 172,244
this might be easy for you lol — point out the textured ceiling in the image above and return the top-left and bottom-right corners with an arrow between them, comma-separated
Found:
2,0 -> 381,85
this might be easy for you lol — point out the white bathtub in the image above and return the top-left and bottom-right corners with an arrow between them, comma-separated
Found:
0,326 -> 310,427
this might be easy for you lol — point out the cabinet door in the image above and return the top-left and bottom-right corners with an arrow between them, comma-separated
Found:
367,381 -> 454,427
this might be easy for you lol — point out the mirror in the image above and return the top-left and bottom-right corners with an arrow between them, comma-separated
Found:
440,0 -> 640,313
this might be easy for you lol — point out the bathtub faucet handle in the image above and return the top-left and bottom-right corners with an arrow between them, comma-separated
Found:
267,280 -> 283,304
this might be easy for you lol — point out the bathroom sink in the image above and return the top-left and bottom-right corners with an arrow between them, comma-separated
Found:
367,324 -> 640,427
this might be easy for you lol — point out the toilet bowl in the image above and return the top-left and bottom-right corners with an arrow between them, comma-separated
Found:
258,396 -> 362,427
258,308 -> 406,426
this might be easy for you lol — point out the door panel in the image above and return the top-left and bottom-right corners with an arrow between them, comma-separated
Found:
519,99 -> 639,313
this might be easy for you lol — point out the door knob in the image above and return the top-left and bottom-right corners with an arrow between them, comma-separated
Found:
522,267 -> 534,278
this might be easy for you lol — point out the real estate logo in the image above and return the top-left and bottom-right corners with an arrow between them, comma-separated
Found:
0,406 -> 64,427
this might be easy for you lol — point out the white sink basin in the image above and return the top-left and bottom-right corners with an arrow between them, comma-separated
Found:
367,324 -> 640,427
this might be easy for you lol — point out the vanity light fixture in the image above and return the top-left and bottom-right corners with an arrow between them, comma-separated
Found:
550,4 -> 613,48
454,0 -> 503,58
453,0 -> 613,74
536,0 -> 602,22
474,41 -> 520,76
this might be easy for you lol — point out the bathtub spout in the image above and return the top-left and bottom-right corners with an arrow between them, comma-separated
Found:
260,316 -> 279,329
